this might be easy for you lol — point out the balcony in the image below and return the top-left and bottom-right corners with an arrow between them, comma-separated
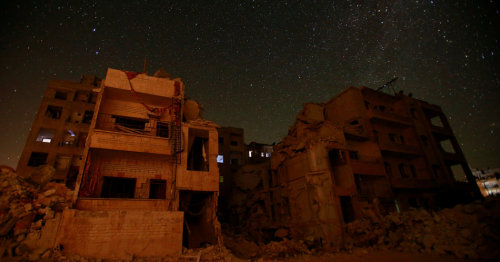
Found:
378,137 -> 421,156
90,114 -> 180,155
368,109 -> 412,126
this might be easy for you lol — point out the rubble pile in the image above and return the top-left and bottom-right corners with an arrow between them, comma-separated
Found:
0,166 -> 74,260
179,245 -> 232,262
345,198 -> 500,260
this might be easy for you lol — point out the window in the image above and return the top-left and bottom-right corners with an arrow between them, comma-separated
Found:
114,116 -> 147,130
36,128 -> 55,143
156,122 -> 169,138
218,137 -> 224,144
399,135 -> 405,144
60,130 -> 76,146
55,154 -> 72,171
217,155 -> 224,163
83,110 -> 94,124
101,177 -> 136,198
430,116 -> 444,127
74,91 -> 90,102
349,151 -> 359,160
249,151 -> 253,158
28,152 -> 48,167
410,108 -> 417,118
439,139 -> 455,153
46,106 -> 62,119
398,163 -> 408,178
230,158 -> 239,165
54,91 -> 67,100
149,179 -> 166,199
230,141 -> 238,146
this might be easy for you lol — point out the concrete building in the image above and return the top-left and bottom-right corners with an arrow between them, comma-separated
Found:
217,126 -> 245,219
230,86 -> 480,248
473,168 -> 500,197
53,68 -> 221,259
17,76 -> 100,188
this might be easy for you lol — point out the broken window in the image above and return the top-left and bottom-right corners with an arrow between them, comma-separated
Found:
54,91 -> 67,100
114,116 -> 147,133
60,130 -> 76,146
156,122 -> 169,138
83,110 -> 94,124
398,164 -> 408,178
149,179 -> 166,199
36,128 -> 55,143
101,177 -> 136,198
45,106 -> 62,119
27,152 -> 48,167
187,129 -> 209,171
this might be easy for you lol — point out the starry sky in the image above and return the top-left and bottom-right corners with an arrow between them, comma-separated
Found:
0,0 -> 499,169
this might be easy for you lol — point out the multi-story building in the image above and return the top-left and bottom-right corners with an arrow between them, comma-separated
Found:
17,76 -> 100,187
256,86 -> 481,248
53,68 -> 221,259
217,126 -> 245,218
473,168 -> 500,197
247,141 -> 273,164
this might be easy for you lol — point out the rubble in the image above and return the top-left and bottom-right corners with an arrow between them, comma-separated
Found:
0,166 -> 73,260
344,198 -> 500,260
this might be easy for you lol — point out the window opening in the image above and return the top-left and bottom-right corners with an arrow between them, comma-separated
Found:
187,129 -> 209,171
399,163 -> 408,178
349,151 -> 359,160
156,122 -> 169,138
340,196 -> 356,223
36,128 -> 55,143
149,179 -> 166,199
230,141 -> 238,146
83,110 -> 94,124
114,116 -> 147,133
28,152 -> 48,167
410,165 -> 417,178
54,91 -> 67,100
101,177 -> 136,198
46,106 -> 62,119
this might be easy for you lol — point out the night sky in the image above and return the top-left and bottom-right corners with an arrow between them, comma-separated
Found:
1,1 -> 499,170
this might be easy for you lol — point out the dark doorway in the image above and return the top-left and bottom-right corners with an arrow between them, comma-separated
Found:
101,177 -> 136,198
149,179 -> 166,199
179,191 -> 216,248
340,196 -> 355,223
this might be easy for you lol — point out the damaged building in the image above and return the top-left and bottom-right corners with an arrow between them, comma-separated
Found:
17,68 -> 222,259
229,86 -> 481,248
16,76 -> 100,187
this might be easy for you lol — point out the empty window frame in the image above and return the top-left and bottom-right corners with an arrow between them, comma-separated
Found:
187,129 -> 209,171
54,91 -> 67,100
349,151 -> 359,160
156,122 -> 169,138
149,179 -> 166,199
114,116 -> 148,132
27,152 -> 48,167
101,177 -> 136,198
36,128 -> 55,143
83,110 -> 94,124
46,106 -> 62,119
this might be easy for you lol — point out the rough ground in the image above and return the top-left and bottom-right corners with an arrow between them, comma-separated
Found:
1,166 -> 499,261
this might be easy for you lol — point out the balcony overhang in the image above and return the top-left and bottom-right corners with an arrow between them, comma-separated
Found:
90,129 -> 173,155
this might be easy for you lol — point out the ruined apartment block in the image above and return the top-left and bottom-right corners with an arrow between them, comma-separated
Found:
17,76 -> 99,187
257,86 -> 481,248
52,68 -> 221,259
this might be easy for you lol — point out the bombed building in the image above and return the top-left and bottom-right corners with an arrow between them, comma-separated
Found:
15,68 -> 222,259
16,76 -> 100,187
228,86 -> 481,248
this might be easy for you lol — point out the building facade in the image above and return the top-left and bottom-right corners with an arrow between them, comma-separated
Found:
247,86 -> 481,248
17,76 -> 100,187
53,68 -> 221,259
